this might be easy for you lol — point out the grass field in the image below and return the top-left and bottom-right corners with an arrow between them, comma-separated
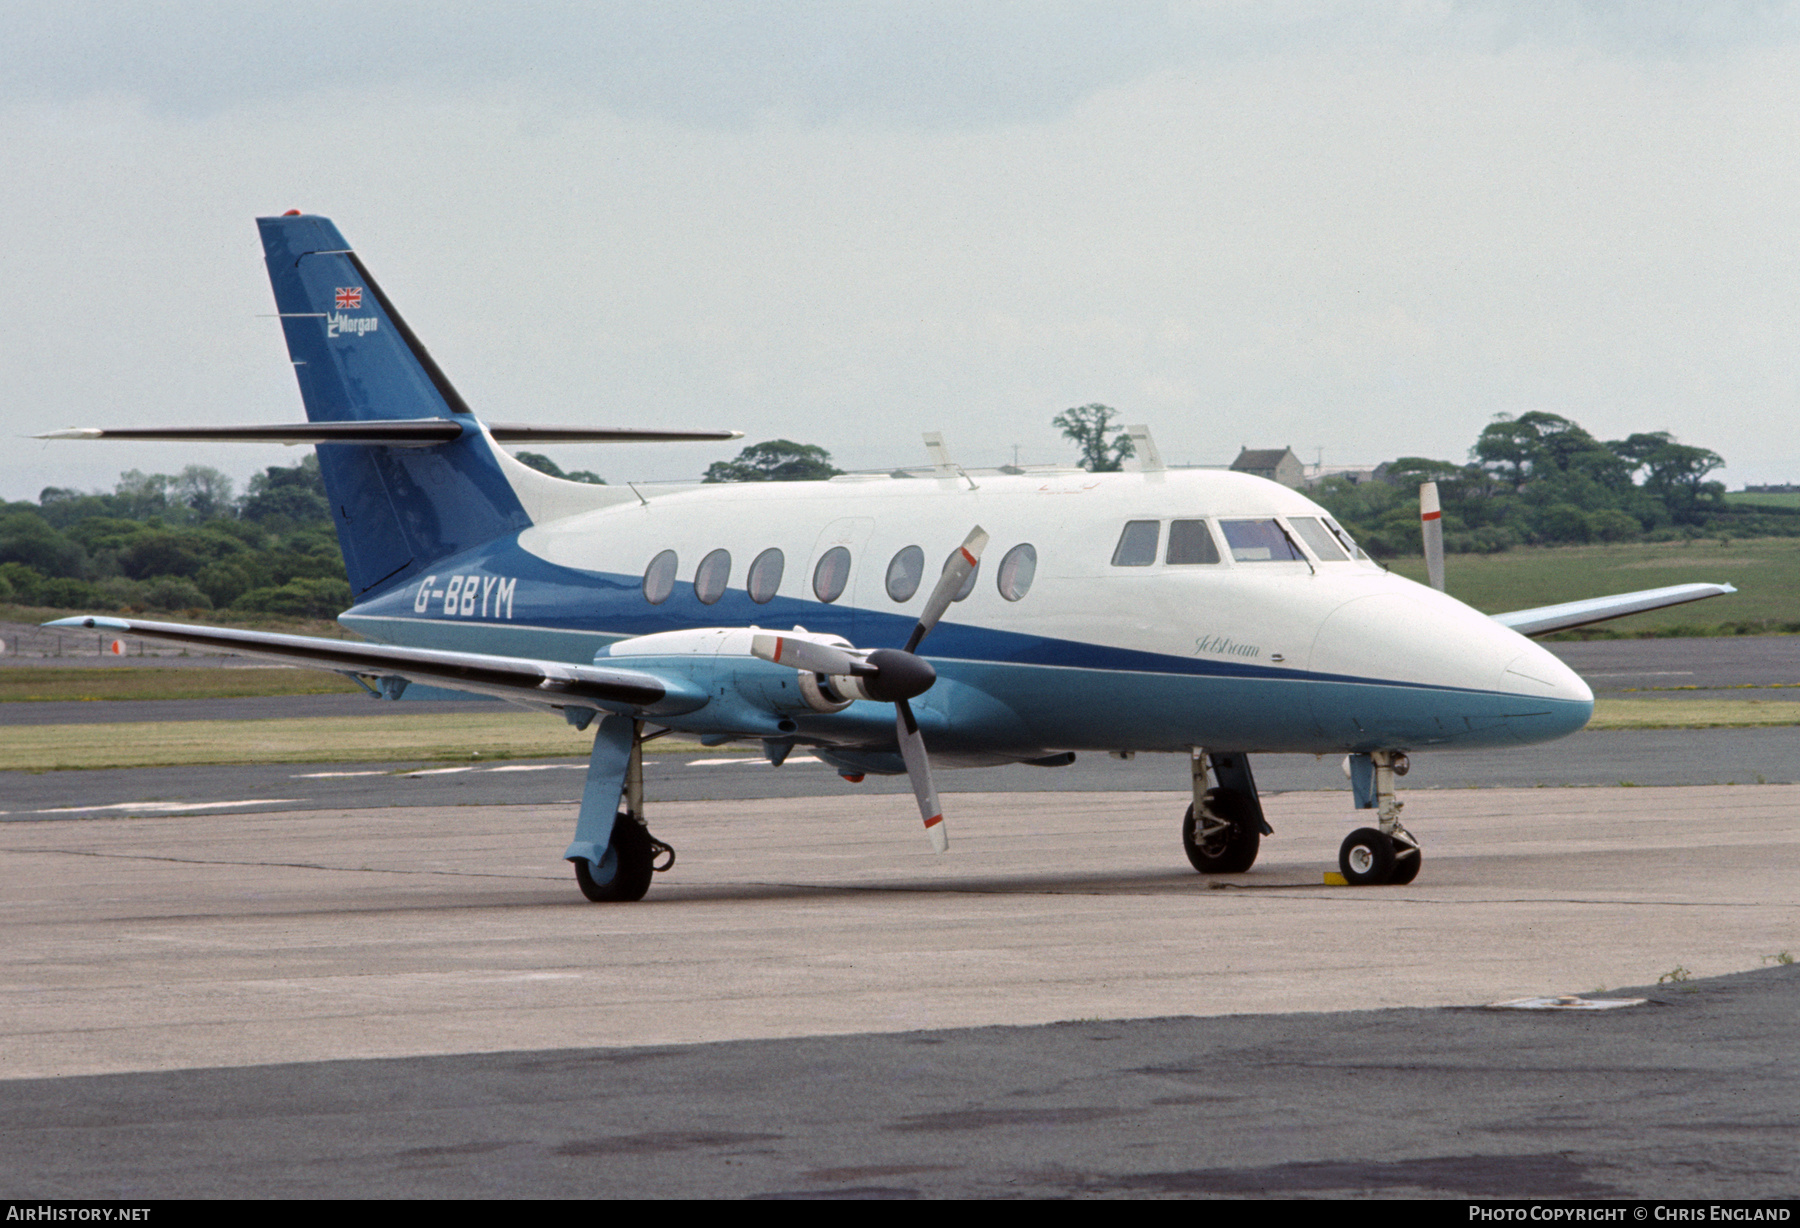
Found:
1,711 -> 604,772
0,668 -> 362,703
1726,492 -> 1800,511
1,700 -> 1789,772
1383,536 -> 1800,635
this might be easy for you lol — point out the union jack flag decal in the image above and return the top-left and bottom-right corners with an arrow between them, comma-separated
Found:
335,287 -> 364,309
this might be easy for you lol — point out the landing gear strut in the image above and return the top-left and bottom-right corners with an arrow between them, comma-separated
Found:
564,717 -> 675,903
1338,750 -> 1421,886
1182,749 -> 1270,874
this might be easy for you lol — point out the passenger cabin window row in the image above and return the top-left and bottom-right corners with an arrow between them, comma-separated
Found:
642,542 -> 1039,606
1110,517 -> 1360,567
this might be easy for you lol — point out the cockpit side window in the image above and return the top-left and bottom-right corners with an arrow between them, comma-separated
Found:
1324,517 -> 1367,560
1287,517 -> 1348,561
1166,520 -> 1221,565
1219,519 -> 1306,562
1111,520 -> 1160,567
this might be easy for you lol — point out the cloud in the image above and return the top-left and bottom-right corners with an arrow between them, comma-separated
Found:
7,4 -> 1800,499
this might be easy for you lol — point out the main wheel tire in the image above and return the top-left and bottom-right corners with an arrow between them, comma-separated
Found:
1339,826 -> 1396,886
1183,787 -> 1261,874
573,814 -> 655,903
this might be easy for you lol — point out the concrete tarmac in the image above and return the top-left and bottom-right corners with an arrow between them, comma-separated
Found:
2,785 -> 1797,1198
5,785 -> 1795,1077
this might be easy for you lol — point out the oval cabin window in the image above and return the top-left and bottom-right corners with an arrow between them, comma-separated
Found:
746,548 -> 784,604
813,546 -> 851,603
886,546 -> 925,602
643,550 -> 678,604
694,549 -> 731,605
996,543 -> 1037,601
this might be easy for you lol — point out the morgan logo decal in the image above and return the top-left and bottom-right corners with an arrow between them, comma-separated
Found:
415,574 -> 516,620
326,311 -> 378,338
335,287 -> 364,309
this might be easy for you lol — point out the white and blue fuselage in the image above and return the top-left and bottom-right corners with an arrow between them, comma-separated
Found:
340,461 -> 1594,767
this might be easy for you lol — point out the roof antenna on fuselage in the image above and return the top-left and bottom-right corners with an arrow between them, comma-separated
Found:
1121,424 -> 1165,472
922,432 -> 978,490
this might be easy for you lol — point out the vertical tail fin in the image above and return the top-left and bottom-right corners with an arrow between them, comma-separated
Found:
258,214 -> 528,598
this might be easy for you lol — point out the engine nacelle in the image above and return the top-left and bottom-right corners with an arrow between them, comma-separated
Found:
598,626 -> 860,719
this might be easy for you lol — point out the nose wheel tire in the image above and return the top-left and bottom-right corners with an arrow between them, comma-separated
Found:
574,814 -> 656,902
1183,788 -> 1261,874
1387,834 -> 1423,885
1339,826 -> 1398,886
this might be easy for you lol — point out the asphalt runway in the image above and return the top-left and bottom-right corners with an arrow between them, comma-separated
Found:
5,966 -> 1795,1200
4,722 -> 1800,826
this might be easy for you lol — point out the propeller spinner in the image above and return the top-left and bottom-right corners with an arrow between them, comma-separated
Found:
752,525 -> 988,852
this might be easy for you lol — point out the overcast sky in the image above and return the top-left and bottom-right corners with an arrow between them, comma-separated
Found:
5,1 -> 1799,500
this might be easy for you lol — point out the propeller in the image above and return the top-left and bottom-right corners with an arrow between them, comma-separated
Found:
752,525 -> 988,853
1419,482 -> 1446,592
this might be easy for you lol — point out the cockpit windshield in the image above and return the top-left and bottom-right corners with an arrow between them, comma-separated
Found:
1219,519 -> 1307,563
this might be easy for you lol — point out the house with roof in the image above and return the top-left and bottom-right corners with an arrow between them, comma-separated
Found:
1230,447 -> 1305,489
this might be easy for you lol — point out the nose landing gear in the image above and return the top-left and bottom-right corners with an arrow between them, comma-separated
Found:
1338,750 -> 1422,886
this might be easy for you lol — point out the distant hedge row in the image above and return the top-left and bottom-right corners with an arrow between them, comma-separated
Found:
1310,411 -> 1793,557
1,457 -> 350,618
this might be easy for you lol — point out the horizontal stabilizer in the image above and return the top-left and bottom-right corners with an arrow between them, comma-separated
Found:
43,616 -> 707,717
36,422 -> 741,446
1493,583 -> 1737,637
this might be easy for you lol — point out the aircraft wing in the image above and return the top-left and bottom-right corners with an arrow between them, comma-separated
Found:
1492,583 -> 1737,638
34,421 -> 740,446
43,616 -> 706,717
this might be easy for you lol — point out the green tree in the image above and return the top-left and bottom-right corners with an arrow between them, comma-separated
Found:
171,466 -> 235,520
703,440 -> 842,483
514,452 -> 606,485
1054,404 -> 1135,472
1612,432 -> 1725,524
240,456 -> 331,527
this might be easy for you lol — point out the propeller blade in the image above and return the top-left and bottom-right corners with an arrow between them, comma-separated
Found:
1419,482 -> 1446,593
750,633 -> 867,677
895,698 -> 948,853
905,525 -> 989,653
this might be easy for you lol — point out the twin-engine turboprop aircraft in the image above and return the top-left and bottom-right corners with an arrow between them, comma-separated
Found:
44,213 -> 1736,900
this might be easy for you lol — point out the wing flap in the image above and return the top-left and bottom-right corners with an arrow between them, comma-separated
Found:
44,616 -> 707,716
1493,583 -> 1737,637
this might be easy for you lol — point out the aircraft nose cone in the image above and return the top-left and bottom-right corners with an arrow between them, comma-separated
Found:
1498,646 -> 1593,705
1493,643 -> 1594,743
1307,589 -> 1594,749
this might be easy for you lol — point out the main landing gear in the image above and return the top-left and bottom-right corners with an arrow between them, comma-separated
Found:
1182,749 -> 1272,875
1338,750 -> 1421,886
564,717 -> 676,903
